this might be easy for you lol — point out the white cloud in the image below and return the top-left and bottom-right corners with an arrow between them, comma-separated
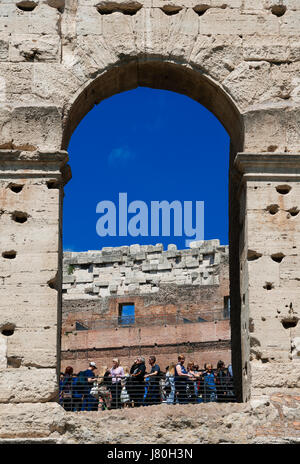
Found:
108,146 -> 135,166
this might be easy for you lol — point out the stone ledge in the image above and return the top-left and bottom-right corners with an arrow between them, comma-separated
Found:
0,394 -> 299,443
0,368 -> 58,403
235,152 -> 300,180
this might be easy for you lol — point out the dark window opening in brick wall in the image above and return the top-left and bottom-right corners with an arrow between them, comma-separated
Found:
118,303 -> 135,326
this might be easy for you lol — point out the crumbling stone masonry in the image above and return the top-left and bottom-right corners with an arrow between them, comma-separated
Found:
61,240 -> 231,372
0,0 -> 300,443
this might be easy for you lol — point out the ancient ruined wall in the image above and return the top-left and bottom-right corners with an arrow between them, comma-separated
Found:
62,240 -> 227,301
61,240 -> 231,372
0,0 -> 300,443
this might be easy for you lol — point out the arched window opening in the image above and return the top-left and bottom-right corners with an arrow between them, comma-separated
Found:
59,63 -> 244,411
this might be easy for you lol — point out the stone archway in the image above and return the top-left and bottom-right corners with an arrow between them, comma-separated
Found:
0,1 -> 300,439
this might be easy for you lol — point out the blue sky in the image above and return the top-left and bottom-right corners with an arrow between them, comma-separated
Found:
63,87 -> 229,252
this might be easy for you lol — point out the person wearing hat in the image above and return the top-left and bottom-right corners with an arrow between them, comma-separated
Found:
81,361 -> 98,411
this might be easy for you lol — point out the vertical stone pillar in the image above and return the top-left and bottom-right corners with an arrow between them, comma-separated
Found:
235,153 -> 300,400
0,150 -> 69,403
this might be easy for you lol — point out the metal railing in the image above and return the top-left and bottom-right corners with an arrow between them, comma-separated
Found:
59,370 -> 236,411
65,309 -> 229,332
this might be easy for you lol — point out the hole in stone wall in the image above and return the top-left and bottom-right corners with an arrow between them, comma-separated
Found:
271,253 -> 285,263
286,207 -> 299,217
276,185 -> 291,195
249,318 -> 254,333
263,282 -> 274,290
48,274 -> 59,291
160,6 -> 183,15
47,0 -> 65,13
22,49 -> 40,62
11,211 -> 28,223
193,3 -> 226,15
96,2 -> 142,15
8,183 -> 24,193
267,145 -> 278,152
271,5 -> 287,17
47,179 -> 60,189
193,5 -> 209,16
7,356 -> 22,368
250,336 -> 260,348
16,1 -> 37,11
281,317 -> 299,329
266,204 -> 279,215
2,329 -> 14,336
1,323 -> 16,336
2,250 -> 17,259
247,250 -> 262,261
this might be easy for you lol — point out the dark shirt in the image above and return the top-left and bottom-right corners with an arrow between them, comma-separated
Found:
72,376 -> 83,398
131,362 -> 146,382
103,370 -> 112,387
149,364 -> 160,383
81,369 -> 95,394
62,374 -> 72,393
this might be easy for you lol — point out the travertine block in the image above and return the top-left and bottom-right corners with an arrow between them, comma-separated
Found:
251,362 -> 300,389
76,5 -> 102,35
0,368 -> 57,403
200,9 -> 279,36
13,4 -> 59,35
9,34 -> 61,62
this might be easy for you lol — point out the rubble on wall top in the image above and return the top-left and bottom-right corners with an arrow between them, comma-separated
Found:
62,239 -> 228,299
64,239 -> 226,260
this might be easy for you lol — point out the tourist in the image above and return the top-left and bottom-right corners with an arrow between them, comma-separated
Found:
109,358 -> 124,409
72,372 -> 84,412
186,361 -> 199,403
165,362 -> 176,404
202,363 -> 217,402
97,366 -> 112,410
216,360 -> 230,402
175,355 -> 190,404
127,358 -> 138,405
144,356 -> 161,405
81,361 -> 99,411
120,366 -> 131,408
128,356 -> 146,407
61,366 -> 73,411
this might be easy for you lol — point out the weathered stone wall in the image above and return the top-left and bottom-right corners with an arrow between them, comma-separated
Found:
0,0 -> 300,443
62,240 -> 226,300
61,240 -> 231,372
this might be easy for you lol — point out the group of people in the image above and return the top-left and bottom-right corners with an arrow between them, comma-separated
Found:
59,355 -> 235,412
